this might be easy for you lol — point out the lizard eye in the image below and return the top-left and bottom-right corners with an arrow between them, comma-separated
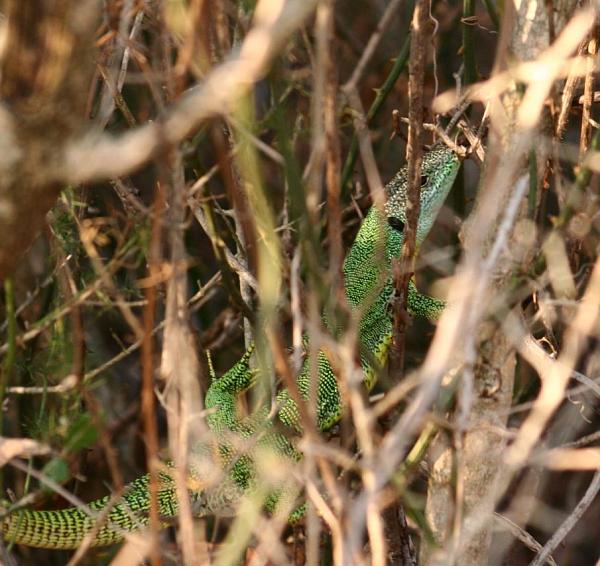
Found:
420,174 -> 429,186
388,217 -> 405,232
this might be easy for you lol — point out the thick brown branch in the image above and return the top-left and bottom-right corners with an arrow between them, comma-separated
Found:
0,0 -> 99,280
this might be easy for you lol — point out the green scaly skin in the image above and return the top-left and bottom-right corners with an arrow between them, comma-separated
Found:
1,473 -> 179,548
2,146 -> 460,549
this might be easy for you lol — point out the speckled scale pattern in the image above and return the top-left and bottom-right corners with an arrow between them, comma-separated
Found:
2,147 -> 459,548
2,472 -> 178,549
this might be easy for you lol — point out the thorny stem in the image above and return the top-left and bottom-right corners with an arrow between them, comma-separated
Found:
390,0 -> 428,380
462,0 -> 477,86
386,1 -> 429,562
341,34 -> 411,190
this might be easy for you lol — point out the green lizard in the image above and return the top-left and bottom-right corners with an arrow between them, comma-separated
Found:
1,145 -> 460,549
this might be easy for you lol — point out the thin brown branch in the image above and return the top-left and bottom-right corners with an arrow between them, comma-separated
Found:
493,513 -> 558,566
579,31 -> 598,157
324,5 -> 343,291
79,273 -> 220,387
506,251 -> 600,467
341,0 -> 405,94
387,1 -> 429,562
555,40 -> 588,139
390,0 -> 429,378
63,0 -> 319,185
160,153 -> 205,565
142,182 -> 165,565
530,470 -> 600,566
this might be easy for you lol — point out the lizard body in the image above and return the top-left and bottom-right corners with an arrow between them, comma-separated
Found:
2,145 -> 460,549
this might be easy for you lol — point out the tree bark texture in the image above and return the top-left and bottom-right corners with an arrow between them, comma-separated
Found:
421,1 -> 579,565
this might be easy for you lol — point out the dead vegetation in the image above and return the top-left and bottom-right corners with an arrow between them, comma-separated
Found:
0,0 -> 599,564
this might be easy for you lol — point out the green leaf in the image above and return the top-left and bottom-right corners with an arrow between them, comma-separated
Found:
64,413 -> 98,453
41,457 -> 70,492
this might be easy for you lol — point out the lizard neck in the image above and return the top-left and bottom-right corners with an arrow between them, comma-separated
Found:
342,207 -> 402,312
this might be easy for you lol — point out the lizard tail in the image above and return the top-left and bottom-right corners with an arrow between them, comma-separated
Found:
2,473 -> 179,549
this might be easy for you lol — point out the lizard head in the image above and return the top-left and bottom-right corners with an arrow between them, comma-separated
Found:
342,145 -> 460,308
384,144 -> 460,249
